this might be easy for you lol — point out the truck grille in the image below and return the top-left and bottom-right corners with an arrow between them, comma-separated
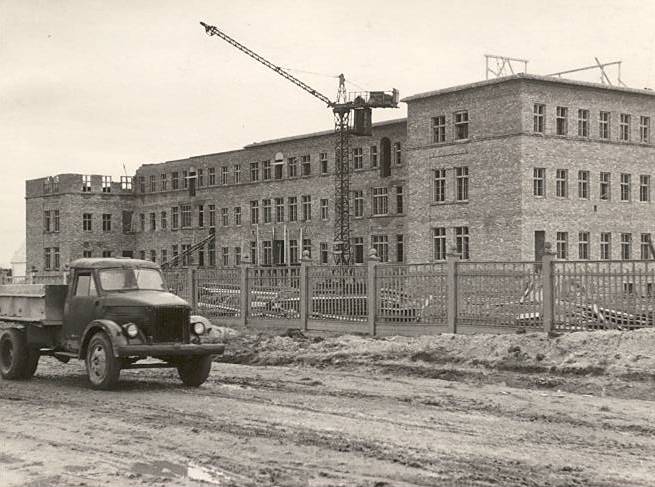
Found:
148,306 -> 190,343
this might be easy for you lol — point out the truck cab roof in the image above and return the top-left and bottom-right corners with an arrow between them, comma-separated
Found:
69,258 -> 160,270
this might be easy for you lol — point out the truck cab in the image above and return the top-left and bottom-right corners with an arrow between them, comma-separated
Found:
0,258 -> 224,389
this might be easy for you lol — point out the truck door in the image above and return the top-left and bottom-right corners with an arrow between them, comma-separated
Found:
63,270 -> 99,351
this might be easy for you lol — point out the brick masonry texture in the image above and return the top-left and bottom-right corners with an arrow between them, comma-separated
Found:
24,75 -> 655,271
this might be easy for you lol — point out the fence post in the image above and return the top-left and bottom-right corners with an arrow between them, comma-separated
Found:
367,248 -> 380,336
446,246 -> 459,333
299,250 -> 311,331
542,242 -> 556,333
240,254 -> 251,327
189,267 -> 197,314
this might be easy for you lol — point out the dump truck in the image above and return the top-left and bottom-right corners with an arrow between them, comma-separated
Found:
0,258 -> 224,389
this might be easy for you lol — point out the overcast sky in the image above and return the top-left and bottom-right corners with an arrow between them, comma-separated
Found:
1,0 -> 654,267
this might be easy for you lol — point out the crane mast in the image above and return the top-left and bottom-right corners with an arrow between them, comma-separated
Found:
199,21 -> 398,265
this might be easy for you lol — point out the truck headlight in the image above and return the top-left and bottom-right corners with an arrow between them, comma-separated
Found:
192,321 -> 206,335
123,323 -> 139,338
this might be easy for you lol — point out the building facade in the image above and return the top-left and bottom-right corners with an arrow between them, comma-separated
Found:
25,74 -> 655,273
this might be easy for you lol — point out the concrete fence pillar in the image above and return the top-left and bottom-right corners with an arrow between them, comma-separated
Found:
542,242 -> 556,333
446,245 -> 460,334
367,248 -> 380,336
240,253 -> 251,327
299,250 -> 312,331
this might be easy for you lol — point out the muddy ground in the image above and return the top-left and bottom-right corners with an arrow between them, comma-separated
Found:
1,329 -> 655,486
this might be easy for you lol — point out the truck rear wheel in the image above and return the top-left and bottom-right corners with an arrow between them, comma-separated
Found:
0,328 -> 28,380
85,332 -> 121,390
177,355 -> 212,387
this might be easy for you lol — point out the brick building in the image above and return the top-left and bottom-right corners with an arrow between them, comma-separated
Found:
25,74 -> 655,272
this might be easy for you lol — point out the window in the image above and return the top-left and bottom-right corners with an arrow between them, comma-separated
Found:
83,250 -> 92,258
262,160 -> 271,180
275,161 -> 283,180
641,233 -> 652,259
234,206 -> 241,225
599,111 -> 610,139
149,175 -> 156,192
149,250 -> 157,263
250,241 -> 257,264
221,207 -> 228,226
577,109 -> 589,137
621,233 -> 632,260
353,191 -> 364,217
289,239 -> 299,265
640,175 -> 651,202
302,238 -> 312,259
600,172 -> 611,201
160,173 -> 168,191
320,198 -> 329,220
456,166 -> 469,201
234,164 -> 240,184
262,241 -> 272,266
171,207 -> 179,229
371,235 -> 389,262
82,175 -> 92,192
301,155 -> 311,176
102,176 -> 112,193
181,244 -> 191,266
556,232 -> 568,259
396,234 -> 404,262
197,168 -> 204,187
394,142 -> 402,165
172,171 -> 179,190
235,246 -> 241,265
620,173 -> 631,201
353,148 -> 363,170
301,195 -> 312,221
161,249 -> 168,265
369,146 -> 378,168
250,162 -> 259,182
197,206 -> 204,228
263,199 -> 272,223
320,153 -> 328,175
172,245 -> 178,266
221,166 -> 228,185
208,205 -> 216,227
578,171 -> 589,199
250,201 -> 259,224
640,116 -> 650,143
102,213 -> 112,232
454,111 -> 469,140
288,197 -> 298,222
182,170 -> 188,189
181,205 -> 192,228
149,212 -> 156,231
139,213 -> 145,232
434,169 -> 447,202
207,242 -> 215,267
51,210 -> 60,232
189,172 -> 197,196
44,247 -> 60,270
620,113 -> 631,141
287,157 -> 298,178
208,167 -> 216,185
556,106 -> 568,135
222,247 -> 229,266
433,228 -> 447,260
533,168 -> 545,197
396,186 -> 404,214
578,232 -> 589,259
533,104 -> 545,133
320,242 -> 329,264
161,211 -> 167,230
275,198 -> 284,223
198,245 -> 205,267
600,232 -> 611,260
83,213 -> 92,232
433,115 -> 446,142
372,187 -> 388,215
102,250 -> 112,258
455,226 -> 470,260
556,169 -> 568,198
44,210 -> 51,232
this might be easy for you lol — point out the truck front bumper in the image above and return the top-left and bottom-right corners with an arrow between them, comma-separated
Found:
116,343 -> 225,358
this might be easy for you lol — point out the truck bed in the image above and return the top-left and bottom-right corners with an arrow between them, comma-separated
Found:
0,284 -> 67,325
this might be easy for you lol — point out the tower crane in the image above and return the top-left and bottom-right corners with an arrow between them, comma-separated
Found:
199,21 -> 399,265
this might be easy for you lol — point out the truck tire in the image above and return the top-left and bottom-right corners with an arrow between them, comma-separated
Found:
0,328 -> 28,380
85,332 -> 121,390
177,355 -> 212,387
21,349 -> 40,380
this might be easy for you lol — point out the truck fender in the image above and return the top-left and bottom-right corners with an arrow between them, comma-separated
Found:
79,320 -> 129,359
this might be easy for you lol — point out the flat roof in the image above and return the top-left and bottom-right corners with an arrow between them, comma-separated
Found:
401,73 -> 655,102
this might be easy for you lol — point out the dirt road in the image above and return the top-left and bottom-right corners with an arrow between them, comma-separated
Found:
1,350 -> 654,487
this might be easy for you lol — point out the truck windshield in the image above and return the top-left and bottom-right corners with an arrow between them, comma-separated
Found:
98,268 -> 166,291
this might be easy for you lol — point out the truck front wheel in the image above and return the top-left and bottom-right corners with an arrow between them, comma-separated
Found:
85,332 -> 121,390
177,355 -> 212,387
0,328 -> 28,380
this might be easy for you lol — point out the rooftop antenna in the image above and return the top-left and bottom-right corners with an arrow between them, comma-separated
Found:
546,58 -> 627,87
485,54 -> 529,79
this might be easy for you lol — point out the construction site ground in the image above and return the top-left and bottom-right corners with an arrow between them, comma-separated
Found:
1,328 -> 655,487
